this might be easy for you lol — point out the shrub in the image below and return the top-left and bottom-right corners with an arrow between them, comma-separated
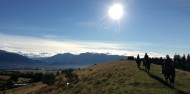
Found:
43,73 -> 56,85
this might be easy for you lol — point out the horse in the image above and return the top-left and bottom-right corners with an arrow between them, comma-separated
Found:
136,59 -> 141,69
143,59 -> 151,74
162,62 -> 175,87
170,66 -> 175,87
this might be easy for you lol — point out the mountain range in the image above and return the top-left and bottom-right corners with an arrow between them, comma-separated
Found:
0,50 -> 46,69
0,50 -> 127,69
41,52 -> 127,65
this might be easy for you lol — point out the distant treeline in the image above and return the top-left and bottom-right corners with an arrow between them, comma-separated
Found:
126,54 -> 190,71
0,72 -> 56,90
0,68 -> 78,91
148,54 -> 190,71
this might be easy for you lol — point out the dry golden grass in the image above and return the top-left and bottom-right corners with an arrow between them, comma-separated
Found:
61,60 -> 190,94
0,76 -> 10,81
2,60 -> 190,94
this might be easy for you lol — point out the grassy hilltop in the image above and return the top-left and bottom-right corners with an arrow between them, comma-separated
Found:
1,60 -> 190,94
38,60 -> 190,94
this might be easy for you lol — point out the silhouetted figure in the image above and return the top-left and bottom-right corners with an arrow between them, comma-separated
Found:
144,53 -> 151,74
163,55 -> 175,87
136,54 -> 141,69
159,57 -> 164,74
170,63 -> 175,87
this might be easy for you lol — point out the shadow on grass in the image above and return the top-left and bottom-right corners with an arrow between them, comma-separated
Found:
139,68 -> 187,94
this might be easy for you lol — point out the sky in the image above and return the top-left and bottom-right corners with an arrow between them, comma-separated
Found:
0,0 -> 190,58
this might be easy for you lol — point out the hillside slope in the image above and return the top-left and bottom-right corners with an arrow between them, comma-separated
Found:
7,60 -> 190,94
60,61 -> 190,94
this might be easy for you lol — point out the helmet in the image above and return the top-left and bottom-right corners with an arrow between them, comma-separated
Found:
166,55 -> 170,59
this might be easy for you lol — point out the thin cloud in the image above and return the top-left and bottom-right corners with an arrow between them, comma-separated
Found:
41,34 -> 57,38
0,33 -> 162,57
76,22 -> 96,28
167,45 -> 190,49
0,24 -> 56,32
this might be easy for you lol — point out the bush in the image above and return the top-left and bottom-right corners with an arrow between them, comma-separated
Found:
61,69 -> 74,74
89,69 -> 93,71
43,73 -> 56,85
56,71 -> 60,76
128,56 -> 135,60
9,74 -> 18,82
33,73 -> 43,82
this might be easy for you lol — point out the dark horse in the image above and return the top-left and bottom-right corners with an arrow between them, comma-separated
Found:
143,53 -> 151,74
162,55 -> 175,87
143,59 -> 151,74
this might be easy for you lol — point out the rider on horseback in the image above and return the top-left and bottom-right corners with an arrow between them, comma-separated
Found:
136,54 -> 141,69
163,55 -> 175,87
144,53 -> 150,73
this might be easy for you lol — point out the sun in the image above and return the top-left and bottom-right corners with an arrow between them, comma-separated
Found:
108,4 -> 124,20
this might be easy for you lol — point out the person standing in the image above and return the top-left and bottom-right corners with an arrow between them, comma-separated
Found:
136,54 -> 141,69
144,53 -> 150,73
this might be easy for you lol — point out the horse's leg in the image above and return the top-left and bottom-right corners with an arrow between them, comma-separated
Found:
138,63 -> 140,69
173,79 -> 174,86
165,75 -> 167,83
171,75 -> 175,87
171,78 -> 174,87
173,76 -> 175,87
169,75 -> 172,86
162,68 -> 164,74
167,76 -> 170,85
165,75 -> 169,85
172,69 -> 175,87
148,65 -> 150,74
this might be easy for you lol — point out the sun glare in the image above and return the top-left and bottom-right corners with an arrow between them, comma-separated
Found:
108,4 -> 124,20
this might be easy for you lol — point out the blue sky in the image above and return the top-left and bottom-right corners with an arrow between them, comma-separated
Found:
0,0 -> 190,57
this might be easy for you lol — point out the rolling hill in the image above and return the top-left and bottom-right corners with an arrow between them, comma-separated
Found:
36,60 -> 190,94
1,60 -> 190,94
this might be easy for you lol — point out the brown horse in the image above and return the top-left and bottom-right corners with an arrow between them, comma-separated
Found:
162,62 -> 175,87
143,59 -> 151,74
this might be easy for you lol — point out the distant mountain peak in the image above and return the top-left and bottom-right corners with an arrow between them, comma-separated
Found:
41,52 -> 128,65
0,50 -> 46,69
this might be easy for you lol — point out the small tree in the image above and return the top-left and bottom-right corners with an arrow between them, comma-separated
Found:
6,80 -> 13,88
10,74 -> 18,82
187,54 -> 190,70
56,71 -> 60,76
180,54 -> 187,70
43,73 -> 56,85
33,73 -> 43,82
181,54 -> 186,64
61,69 -> 74,74
128,56 -> 135,60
